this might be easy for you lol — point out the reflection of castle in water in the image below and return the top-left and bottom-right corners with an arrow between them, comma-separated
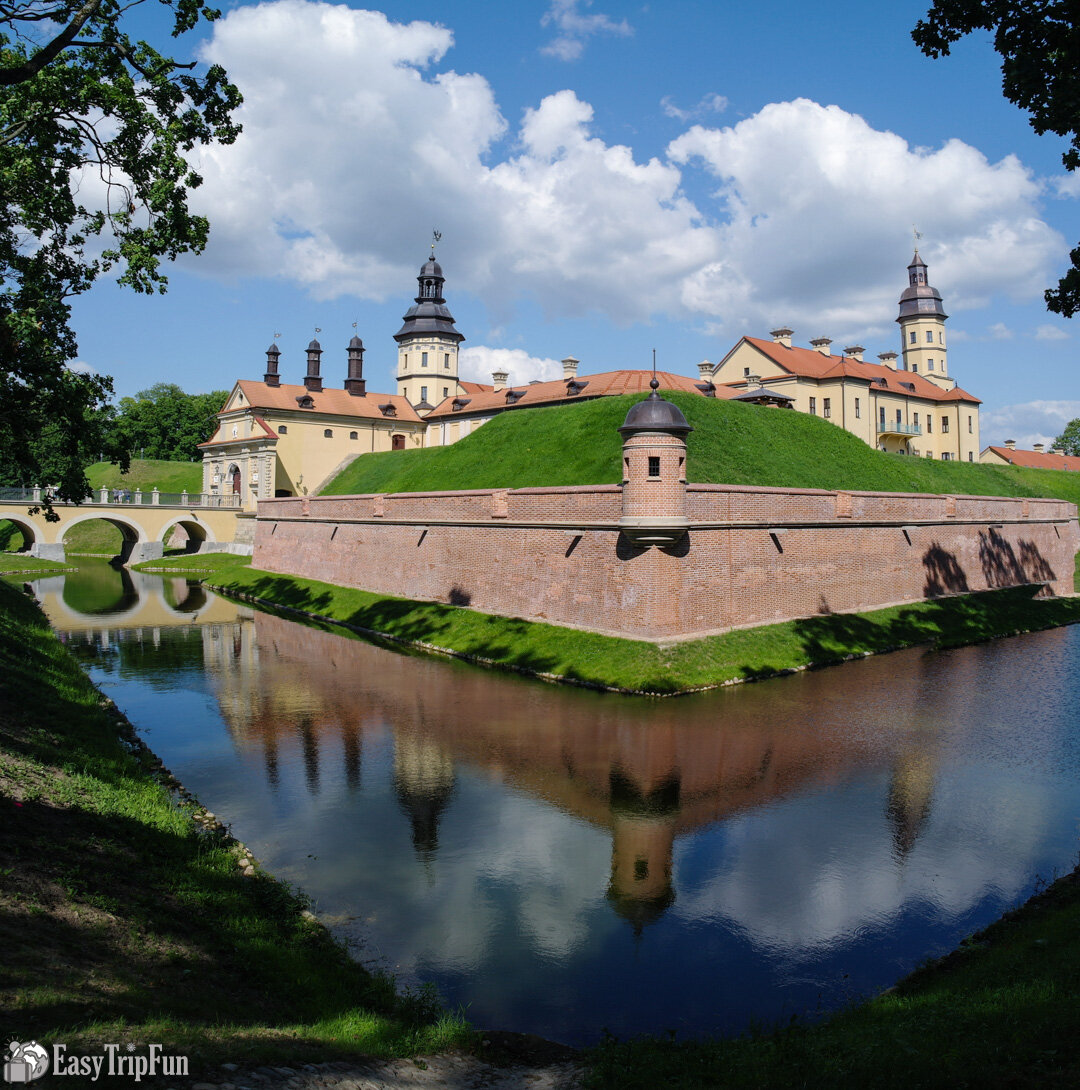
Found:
206,610 -> 960,931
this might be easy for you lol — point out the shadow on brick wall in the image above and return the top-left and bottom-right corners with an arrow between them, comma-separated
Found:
922,543 -> 970,599
978,529 -> 1056,588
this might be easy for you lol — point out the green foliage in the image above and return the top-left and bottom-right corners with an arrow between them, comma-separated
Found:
912,1 -> 1080,315
1053,417 -> 1080,456
0,0 -> 240,503
108,382 -> 227,462
324,394 -> 1080,505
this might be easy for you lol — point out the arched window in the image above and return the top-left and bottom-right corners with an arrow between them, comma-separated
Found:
324,429 -> 333,438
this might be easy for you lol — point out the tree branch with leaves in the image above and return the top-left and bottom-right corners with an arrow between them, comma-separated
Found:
913,0 -> 1080,316
0,0 -> 241,509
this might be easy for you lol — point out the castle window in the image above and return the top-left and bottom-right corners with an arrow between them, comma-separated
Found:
942,452 -> 952,460
896,409 -> 902,426
968,452 -> 973,461
926,330 -> 933,343
444,353 -> 450,369
968,415 -> 973,434
443,387 -> 449,398
421,352 -> 428,367
648,456 -> 660,478
928,359 -> 935,371
420,386 -> 428,403
909,331 -> 916,344
942,417 -> 949,433
823,398 -> 831,419
744,367 -> 751,376
854,398 -> 860,419
926,416 -> 932,433
350,431 -> 358,440
879,406 -> 886,427
809,397 -> 817,415
912,363 -> 918,372
913,412 -> 920,428
278,425 -> 287,434
324,429 -> 333,438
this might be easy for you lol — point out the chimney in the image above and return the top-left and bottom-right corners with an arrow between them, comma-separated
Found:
843,345 -> 865,361
304,338 -> 323,393
344,334 -> 366,396
264,342 -> 281,387
878,351 -> 899,369
492,368 -> 508,392
809,336 -> 832,356
770,327 -> 793,347
1005,439 -> 1016,450
746,374 -> 763,389
697,360 -> 714,379
1033,442 -> 1045,453
562,355 -> 579,380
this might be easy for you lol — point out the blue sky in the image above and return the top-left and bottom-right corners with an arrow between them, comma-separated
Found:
69,0 -> 1079,446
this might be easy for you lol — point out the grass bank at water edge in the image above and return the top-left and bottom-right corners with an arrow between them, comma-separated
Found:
167,553 -> 1080,695
0,577 -> 473,1084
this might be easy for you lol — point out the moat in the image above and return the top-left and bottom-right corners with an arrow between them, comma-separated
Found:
31,560 -> 1080,1047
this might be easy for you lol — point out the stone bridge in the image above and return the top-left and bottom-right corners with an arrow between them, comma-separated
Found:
0,487 -> 250,564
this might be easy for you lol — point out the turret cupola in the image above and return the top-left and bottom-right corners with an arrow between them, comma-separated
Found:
617,380 -> 693,547
897,250 -> 953,389
264,342 -> 281,387
345,333 -> 366,396
395,244 -> 465,408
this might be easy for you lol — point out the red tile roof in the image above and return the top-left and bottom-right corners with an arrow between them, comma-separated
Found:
229,380 -> 425,423
425,369 -> 731,419
984,446 -> 1080,472
734,337 -> 981,405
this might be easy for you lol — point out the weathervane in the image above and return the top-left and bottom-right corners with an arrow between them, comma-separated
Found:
913,224 -> 923,249
431,228 -> 441,255
273,331 -> 281,342
650,348 -> 659,392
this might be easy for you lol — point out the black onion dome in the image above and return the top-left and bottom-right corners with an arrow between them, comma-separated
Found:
266,342 -> 280,355
420,257 -> 443,278
619,386 -> 693,436
897,251 -> 947,321
307,338 -> 322,351
348,334 -> 364,349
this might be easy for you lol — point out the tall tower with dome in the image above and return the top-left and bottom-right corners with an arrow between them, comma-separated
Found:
897,251 -> 955,390
394,244 -> 466,411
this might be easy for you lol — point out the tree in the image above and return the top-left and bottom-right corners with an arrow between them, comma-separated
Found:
1051,417 -> 1080,455
913,1 -> 1080,316
0,0 -> 241,505
109,381 -> 226,461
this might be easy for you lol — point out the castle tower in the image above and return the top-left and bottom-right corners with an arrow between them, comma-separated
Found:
618,380 -> 693,546
897,251 -> 954,390
394,247 -> 465,411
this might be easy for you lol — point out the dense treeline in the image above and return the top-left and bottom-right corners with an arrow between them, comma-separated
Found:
108,383 -> 227,463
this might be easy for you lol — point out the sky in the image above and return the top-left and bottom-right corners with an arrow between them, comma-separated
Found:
67,0 -> 1080,448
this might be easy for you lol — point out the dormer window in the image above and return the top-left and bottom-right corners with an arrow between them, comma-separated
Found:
566,379 -> 589,396
505,389 -> 525,404
296,394 -> 315,409
452,397 -> 471,412
379,403 -> 397,418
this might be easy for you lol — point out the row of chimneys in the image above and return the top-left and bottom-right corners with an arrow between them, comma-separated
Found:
489,355 -> 581,391
1003,439 -> 1048,453
768,327 -> 899,367
263,336 -> 367,396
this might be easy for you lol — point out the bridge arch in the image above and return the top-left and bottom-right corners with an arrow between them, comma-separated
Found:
0,514 -> 39,553
159,515 -> 217,553
60,512 -> 162,564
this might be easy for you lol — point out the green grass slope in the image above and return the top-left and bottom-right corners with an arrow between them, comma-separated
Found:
323,394 -> 1080,505
85,458 -> 203,495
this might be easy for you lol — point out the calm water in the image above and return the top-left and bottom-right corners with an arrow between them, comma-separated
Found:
32,561 -> 1080,1046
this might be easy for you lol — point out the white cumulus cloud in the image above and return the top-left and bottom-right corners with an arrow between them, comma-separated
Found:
459,346 -> 564,386
1033,324 -> 1069,340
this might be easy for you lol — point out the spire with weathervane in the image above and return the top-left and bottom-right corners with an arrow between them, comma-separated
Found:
394,231 -> 466,412
897,229 -> 954,390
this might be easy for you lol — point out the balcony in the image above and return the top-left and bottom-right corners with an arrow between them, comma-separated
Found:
877,422 -> 922,439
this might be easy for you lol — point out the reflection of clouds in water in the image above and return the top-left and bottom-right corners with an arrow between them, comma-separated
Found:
674,769 -> 1054,955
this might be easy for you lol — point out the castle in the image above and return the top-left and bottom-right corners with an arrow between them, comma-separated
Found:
200,249 -> 982,507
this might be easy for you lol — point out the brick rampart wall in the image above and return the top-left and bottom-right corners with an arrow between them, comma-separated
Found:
253,485 -> 1080,641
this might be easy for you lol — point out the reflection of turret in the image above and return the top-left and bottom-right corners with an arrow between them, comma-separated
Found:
342,723 -> 362,790
299,716 -> 320,794
393,735 -> 455,859
606,769 -> 679,932
886,747 -> 936,859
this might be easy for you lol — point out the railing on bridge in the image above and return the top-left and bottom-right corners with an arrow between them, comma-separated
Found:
0,486 -> 242,509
